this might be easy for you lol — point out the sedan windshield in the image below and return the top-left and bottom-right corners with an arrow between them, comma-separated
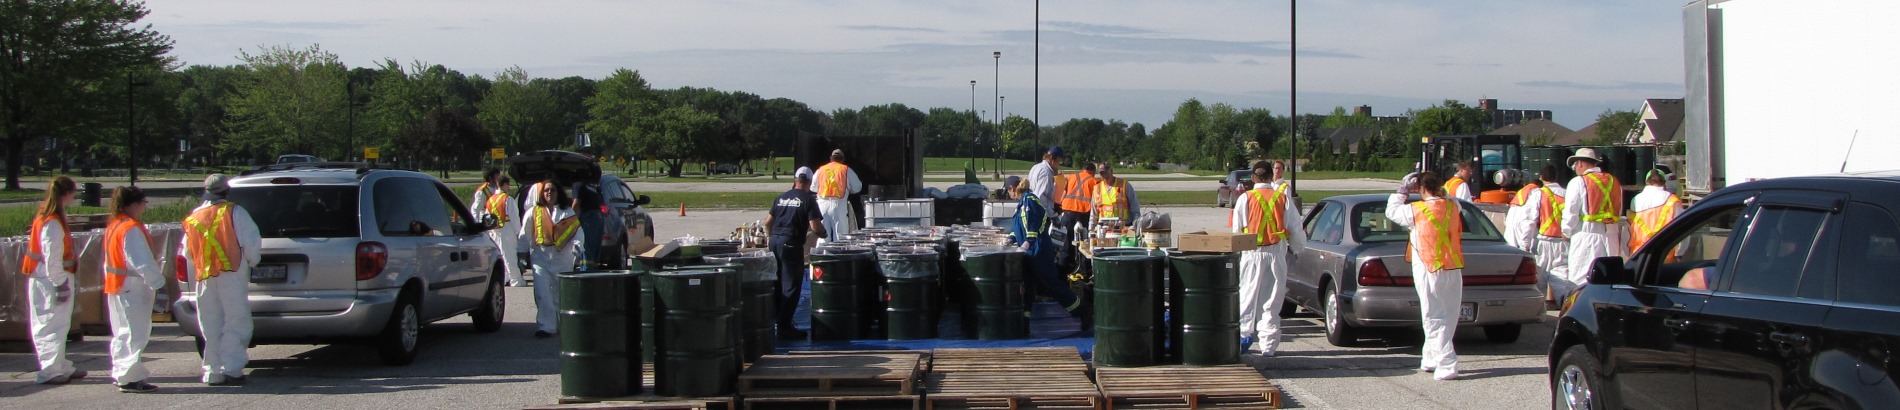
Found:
1351,199 -> 1504,243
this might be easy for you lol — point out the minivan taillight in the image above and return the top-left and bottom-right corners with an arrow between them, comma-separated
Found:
1358,259 -> 1412,286
356,242 -> 388,281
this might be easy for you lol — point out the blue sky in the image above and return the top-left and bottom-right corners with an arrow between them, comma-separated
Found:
145,0 -> 1685,130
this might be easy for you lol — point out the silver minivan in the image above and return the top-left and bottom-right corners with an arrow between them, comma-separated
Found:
173,166 -> 506,365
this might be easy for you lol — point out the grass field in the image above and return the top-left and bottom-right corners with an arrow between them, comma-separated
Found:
0,197 -> 198,235
1135,190 -> 1389,206
636,190 -> 1389,210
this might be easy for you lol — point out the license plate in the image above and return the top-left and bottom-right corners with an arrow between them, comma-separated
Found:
251,264 -> 287,283
1460,302 -> 1477,322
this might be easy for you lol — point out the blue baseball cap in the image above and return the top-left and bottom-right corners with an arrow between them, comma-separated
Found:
1046,146 -> 1066,158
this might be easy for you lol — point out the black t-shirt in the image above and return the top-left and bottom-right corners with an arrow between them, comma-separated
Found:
769,189 -> 822,243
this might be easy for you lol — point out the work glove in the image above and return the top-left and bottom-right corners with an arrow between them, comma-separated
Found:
54,279 -> 71,304
1397,172 -> 1420,195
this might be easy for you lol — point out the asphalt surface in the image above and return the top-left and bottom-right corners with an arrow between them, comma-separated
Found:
1,205 -> 1553,409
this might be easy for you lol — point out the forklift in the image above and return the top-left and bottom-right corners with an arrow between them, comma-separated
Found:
1419,135 -> 1523,202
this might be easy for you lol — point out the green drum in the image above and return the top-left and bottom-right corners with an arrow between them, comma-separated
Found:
808,246 -> 873,341
643,263 -> 738,363
705,252 -> 779,362
651,268 -> 741,397
879,246 -> 942,340
1093,248 -> 1165,367
1167,252 -> 1242,365
961,246 -> 1027,340
557,270 -> 640,398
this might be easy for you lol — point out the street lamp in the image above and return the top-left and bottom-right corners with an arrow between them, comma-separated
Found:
993,51 -> 1001,179
997,95 -> 1005,179
127,74 -> 152,186
970,80 -> 978,169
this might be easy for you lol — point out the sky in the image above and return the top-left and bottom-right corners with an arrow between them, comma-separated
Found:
143,0 -> 1686,131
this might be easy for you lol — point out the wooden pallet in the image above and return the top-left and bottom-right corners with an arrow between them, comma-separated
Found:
785,350 -> 931,376
742,394 -> 922,410
1093,365 -> 1280,409
924,371 -> 1102,410
739,352 -> 924,397
928,347 -> 1090,374
544,364 -> 737,410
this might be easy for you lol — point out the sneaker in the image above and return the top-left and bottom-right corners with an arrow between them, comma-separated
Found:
1433,369 -> 1459,381
1240,336 -> 1256,352
208,375 -> 247,386
69,369 -> 88,381
1419,366 -> 1435,373
117,381 -> 158,393
533,330 -> 554,339
41,375 -> 71,385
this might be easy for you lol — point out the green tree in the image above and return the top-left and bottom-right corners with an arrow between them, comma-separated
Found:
584,68 -> 662,165
477,66 -> 558,154
648,106 -> 721,177
176,65 -> 244,167
1407,100 -> 1490,139
0,0 -> 173,188
392,107 -> 490,175
223,44 -> 349,162
1590,109 -> 1640,145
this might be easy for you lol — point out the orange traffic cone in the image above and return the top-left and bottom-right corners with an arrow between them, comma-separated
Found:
679,202 -> 686,217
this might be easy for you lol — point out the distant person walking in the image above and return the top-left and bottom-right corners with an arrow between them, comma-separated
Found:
103,187 -> 162,393
182,174 -> 263,386
764,167 -> 826,340
473,169 -> 524,286
519,181 -> 582,339
1523,166 -> 1572,297
810,149 -> 862,245
23,176 -> 87,385
1628,169 -> 1684,254
1561,148 -> 1627,289
1384,172 -> 1464,381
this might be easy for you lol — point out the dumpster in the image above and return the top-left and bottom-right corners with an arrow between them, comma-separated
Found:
650,268 -> 740,397
557,270 -> 640,398
1167,251 -> 1242,366
1093,248 -> 1165,367
878,246 -> 942,340
704,252 -> 778,362
961,246 -> 1026,340
808,245 -> 873,340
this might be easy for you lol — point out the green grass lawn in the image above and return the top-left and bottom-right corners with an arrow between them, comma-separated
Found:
0,196 -> 197,235
1135,190 -> 1389,206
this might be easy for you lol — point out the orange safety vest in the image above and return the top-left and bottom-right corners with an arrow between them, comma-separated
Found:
1537,186 -> 1567,238
1242,188 -> 1288,246
815,162 -> 850,199
1405,199 -> 1465,272
184,203 -> 243,280
1580,172 -> 1623,224
1059,170 -> 1097,213
1628,194 -> 1682,253
1093,178 -> 1130,220
23,214 -> 76,275
485,192 -> 512,224
103,215 -> 151,295
531,207 -> 581,247
1444,177 -> 1468,198
1511,185 -> 1537,207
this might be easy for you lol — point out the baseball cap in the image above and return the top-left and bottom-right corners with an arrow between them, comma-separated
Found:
794,166 -> 814,181
1046,146 -> 1066,158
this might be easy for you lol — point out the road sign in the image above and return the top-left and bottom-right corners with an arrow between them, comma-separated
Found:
364,147 -> 380,159
491,148 -> 506,159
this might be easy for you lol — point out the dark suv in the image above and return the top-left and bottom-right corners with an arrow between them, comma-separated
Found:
1548,171 -> 1900,410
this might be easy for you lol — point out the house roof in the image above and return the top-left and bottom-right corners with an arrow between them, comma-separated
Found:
1552,123 -> 1599,146
1489,119 -> 1575,143
1318,127 -> 1377,147
1638,98 -> 1685,143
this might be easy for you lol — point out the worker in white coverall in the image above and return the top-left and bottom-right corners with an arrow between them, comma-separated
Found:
1384,171 -> 1465,381
24,176 -> 87,385
1560,148 -> 1627,294
473,169 -> 524,286
518,181 -> 583,339
810,149 -> 862,245
1230,161 -> 1307,356
181,174 -> 263,386
1627,169 -> 1684,256
1517,165 -> 1571,297
1444,160 -> 1476,202
103,187 -> 163,393
1501,171 -> 1534,252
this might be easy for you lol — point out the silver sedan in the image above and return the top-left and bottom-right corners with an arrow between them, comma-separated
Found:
1286,194 -> 1544,346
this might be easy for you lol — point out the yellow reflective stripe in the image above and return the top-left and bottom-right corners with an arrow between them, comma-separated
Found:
1420,202 -> 1463,271
185,204 -> 234,279
1583,173 -> 1619,223
1253,190 -> 1285,245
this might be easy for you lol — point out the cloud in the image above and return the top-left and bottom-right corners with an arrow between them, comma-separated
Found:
1043,21 -> 1156,36
1436,62 -> 1502,68
1239,59 -> 1264,66
840,25 -> 945,33
189,20 -> 377,31
1516,80 -> 1679,91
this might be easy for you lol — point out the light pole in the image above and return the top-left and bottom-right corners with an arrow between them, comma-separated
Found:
993,51 -> 1000,179
970,80 -> 977,169
1289,0 -> 1299,195
997,95 -> 1005,179
126,74 -> 151,186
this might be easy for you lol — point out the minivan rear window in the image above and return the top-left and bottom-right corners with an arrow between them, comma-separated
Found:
227,186 -> 360,238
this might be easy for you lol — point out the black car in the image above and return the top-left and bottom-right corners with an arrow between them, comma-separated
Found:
1548,171 -> 1900,410
508,150 -> 652,270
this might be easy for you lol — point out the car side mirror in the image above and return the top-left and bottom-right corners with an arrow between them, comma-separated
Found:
480,214 -> 500,230
1586,256 -> 1632,285
635,194 -> 651,206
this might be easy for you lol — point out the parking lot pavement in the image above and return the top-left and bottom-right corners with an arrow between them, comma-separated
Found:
1252,310 -> 1555,409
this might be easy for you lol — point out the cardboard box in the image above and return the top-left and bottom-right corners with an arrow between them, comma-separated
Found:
637,238 -> 682,259
1175,231 -> 1254,253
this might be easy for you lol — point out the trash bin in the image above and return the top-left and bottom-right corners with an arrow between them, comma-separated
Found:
650,268 -> 740,397
808,245 -> 873,341
1093,248 -> 1165,367
961,246 -> 1027,340
1167,251 -> 1242,366
705,252 -> 778,362
557,270 -> 640,398
81,182 -> 103,207
879,246 -> 942,340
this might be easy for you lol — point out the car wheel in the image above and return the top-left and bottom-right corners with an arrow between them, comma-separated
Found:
377,294 -> 421,366
1554,345 -> 1610,410
471,270 -> 506,333
1484,323 -> 1523,344
1323,283 -> 1361,347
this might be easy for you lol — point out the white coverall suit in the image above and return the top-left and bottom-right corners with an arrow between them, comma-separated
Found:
181,200 -> 263,383
1510,185 -> 1570,295
519,205 -> 582,334
27,218 -> 80,383
1230,184 -> 1307,355
1384,194 -> 1464,378
106,220 -> 166,385
809,165 -> 861,245
473,186 -> 524,286
1561,169 -> 1628,292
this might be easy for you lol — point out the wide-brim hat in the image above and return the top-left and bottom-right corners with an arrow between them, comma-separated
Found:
1566,147 -> 1603,167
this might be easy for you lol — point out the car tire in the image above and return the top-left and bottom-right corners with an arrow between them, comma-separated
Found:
1485,323 -> 1523,344
377,294 -> 421,366
1553,345 -> 1611,410
471,269 -> 506,333
1323,283 -> 1361,347
643,215 -> 655,239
